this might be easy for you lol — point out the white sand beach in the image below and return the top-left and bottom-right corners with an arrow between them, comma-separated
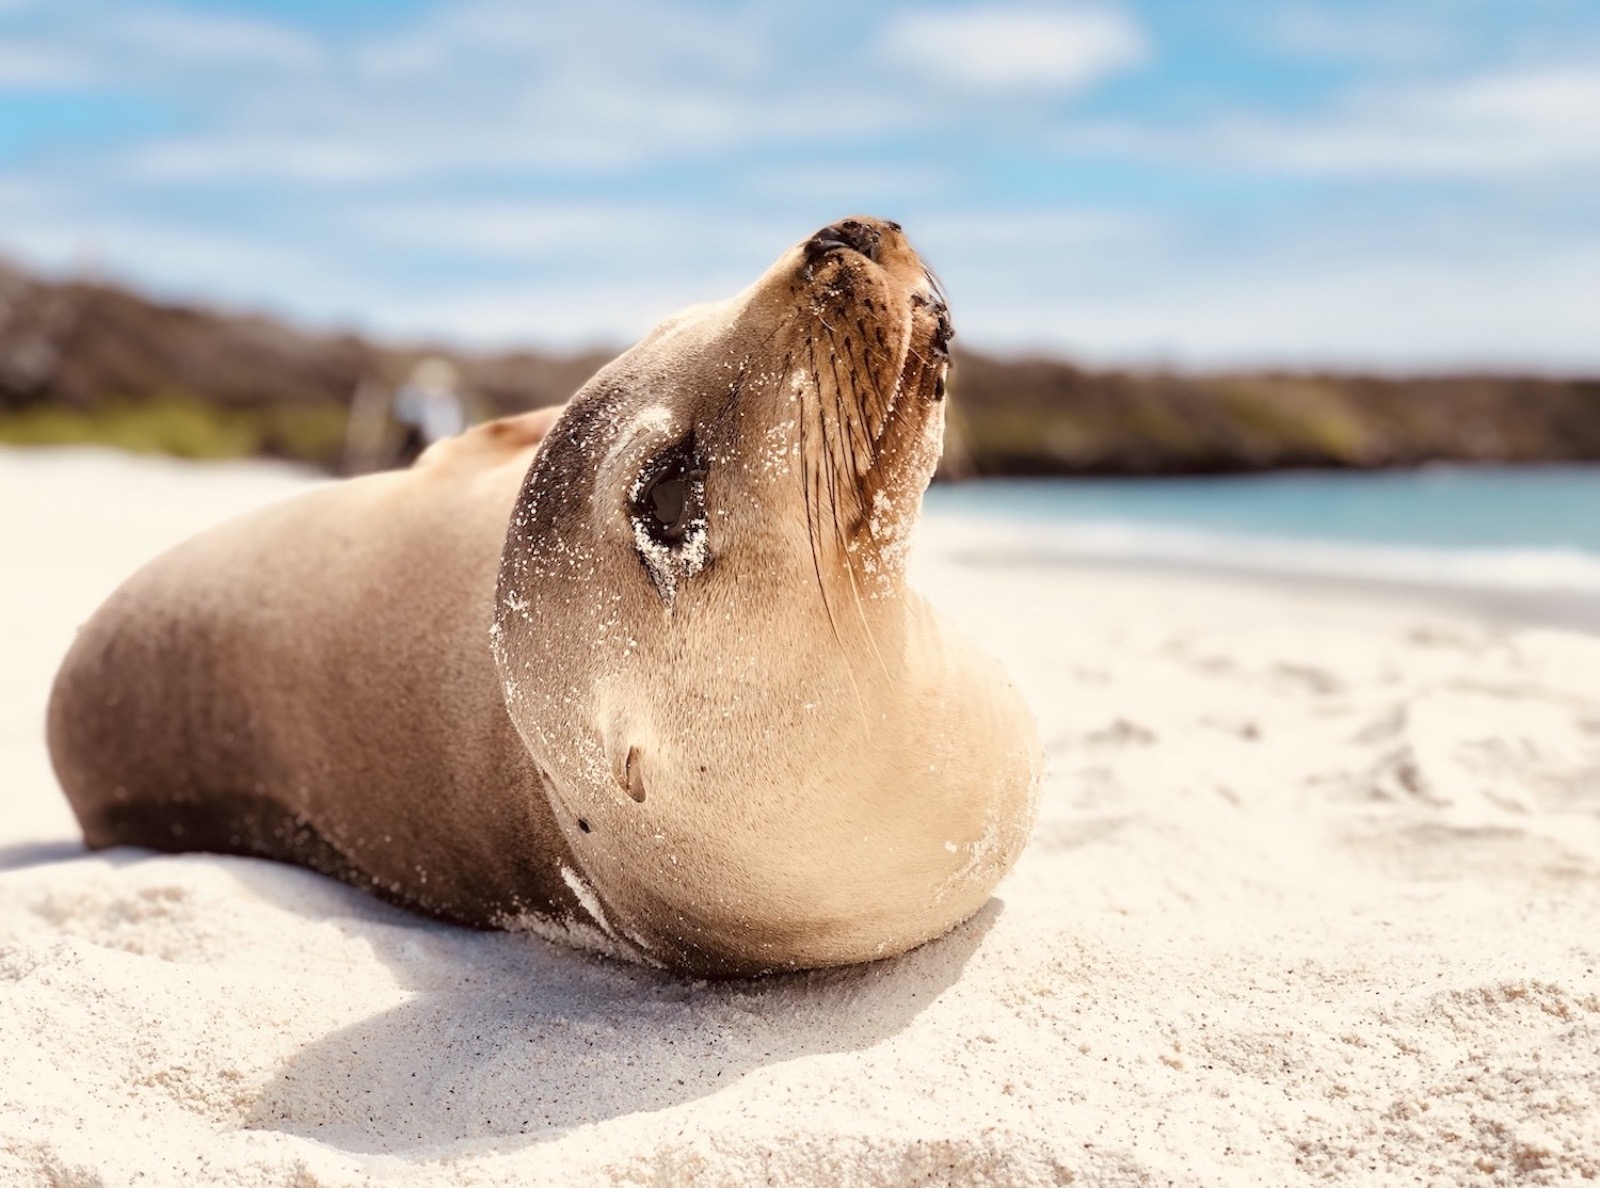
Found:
3,446 -> 1598,1187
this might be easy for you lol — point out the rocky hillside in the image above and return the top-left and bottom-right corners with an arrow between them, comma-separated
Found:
946,354 -> 1600,477
0,261 -> 607,472
3,260 -> 1597,475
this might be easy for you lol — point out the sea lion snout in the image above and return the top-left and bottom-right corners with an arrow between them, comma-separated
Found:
799,215 -> 952,359
915,285 -> 954,361
805,217 -> 886,263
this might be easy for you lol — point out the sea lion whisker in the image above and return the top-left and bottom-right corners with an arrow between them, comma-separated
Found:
825,353 -> 885,567
798,353 -> 875,721
796,351 -> 828,600
800,339 -> 849,647
824,348 -> 870,483
815,389 -> 885,710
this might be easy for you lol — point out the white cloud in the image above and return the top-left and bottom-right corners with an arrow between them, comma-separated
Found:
879,4 -> 1146,91
914,208 -> 1159,258
355,201 -> 782,264
0,43 -> 90,88
359,279 -> 748,349
124,138 -> 408,184
1067,64 -> 1600,177
110,7 -> 322,71
2,1 -> 1018,192
0,5 -> 319,93
1270,5 -> 1452,64
1253,66 -> 1600,175
944,237 -> 1600,372
356,0 -> 770,81
0,186 -> 357,315
738,162 -> 956,207
110,81 -> 916,186
80,0 -> 921,187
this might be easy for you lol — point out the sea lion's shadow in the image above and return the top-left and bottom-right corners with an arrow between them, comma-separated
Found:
243,895 -> 999,1157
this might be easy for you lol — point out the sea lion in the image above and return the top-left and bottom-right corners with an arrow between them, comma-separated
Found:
47,216 -> 1041,977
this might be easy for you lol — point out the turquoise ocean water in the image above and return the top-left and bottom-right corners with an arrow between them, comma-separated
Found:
926,467 -> 1600,553
923,467 -> 1600,620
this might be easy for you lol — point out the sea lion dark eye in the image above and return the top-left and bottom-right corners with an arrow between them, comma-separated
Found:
647,471 -> 689,542
633,442 -> 706,551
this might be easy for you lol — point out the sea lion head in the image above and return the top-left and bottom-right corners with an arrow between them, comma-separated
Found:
493,216 -> 1039,976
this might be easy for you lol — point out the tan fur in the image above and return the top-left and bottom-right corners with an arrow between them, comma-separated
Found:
48,218 -> 1041,978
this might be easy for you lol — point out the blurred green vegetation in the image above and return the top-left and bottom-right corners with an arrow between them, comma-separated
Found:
0,262 -> 602,473
0,391 -> 349,465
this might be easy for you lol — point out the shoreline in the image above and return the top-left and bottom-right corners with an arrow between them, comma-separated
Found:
916,504 -> 1600,637
944,544 -> 1600,637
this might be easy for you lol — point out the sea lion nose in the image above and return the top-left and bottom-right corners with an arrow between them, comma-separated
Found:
805,218 -> 885,263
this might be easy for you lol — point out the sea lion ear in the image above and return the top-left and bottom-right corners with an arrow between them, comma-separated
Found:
598,703 -> 650,806
621,746 -> 648,804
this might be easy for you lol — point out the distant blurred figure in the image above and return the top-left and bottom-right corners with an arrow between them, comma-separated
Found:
391,357 -> 466,464
342,356 -> 468,473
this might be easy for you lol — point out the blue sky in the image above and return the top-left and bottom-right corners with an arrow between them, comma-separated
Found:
1,0 -> 1597,370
